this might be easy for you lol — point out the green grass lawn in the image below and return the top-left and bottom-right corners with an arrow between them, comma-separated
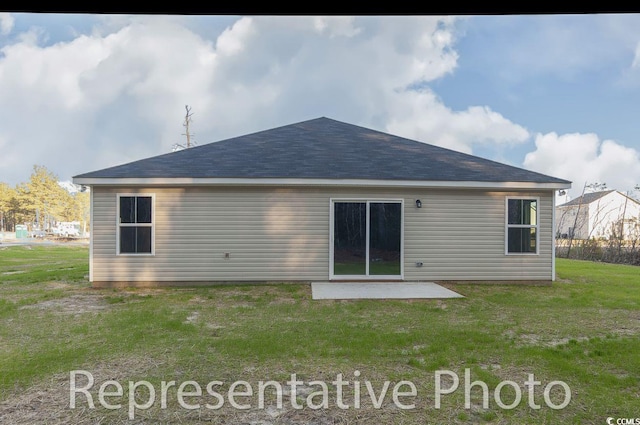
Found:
334,261 -> 401,276
0,245 -> 638,424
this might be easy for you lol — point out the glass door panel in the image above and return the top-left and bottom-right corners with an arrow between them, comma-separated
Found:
333,202 -> 367,275
369,202 -> 401,276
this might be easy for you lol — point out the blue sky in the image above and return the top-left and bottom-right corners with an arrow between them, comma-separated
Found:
1,13 -> 639,198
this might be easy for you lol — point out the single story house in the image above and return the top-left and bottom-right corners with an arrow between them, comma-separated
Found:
73,117 -> 571,287
556,190 -> 640,240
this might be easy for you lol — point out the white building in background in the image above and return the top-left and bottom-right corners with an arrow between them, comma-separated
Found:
556,190 -> 640,240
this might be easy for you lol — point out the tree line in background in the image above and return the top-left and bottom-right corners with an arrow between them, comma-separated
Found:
0,165 -> 89,235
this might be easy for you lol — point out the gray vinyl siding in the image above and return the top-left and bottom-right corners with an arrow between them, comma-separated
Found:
91,186 -> 554,283
404,190 -> 553,281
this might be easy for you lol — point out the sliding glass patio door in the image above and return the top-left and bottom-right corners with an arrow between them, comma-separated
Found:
331,200 -> 403,279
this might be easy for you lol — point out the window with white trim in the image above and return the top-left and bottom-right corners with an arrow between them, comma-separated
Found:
506,198 -> 538,254
118,195 -> 153,255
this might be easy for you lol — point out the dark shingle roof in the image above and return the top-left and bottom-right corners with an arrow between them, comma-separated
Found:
74,117 -> 570,184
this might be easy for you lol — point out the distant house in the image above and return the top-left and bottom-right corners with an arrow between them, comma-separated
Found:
556,190 -> 640,240
73,117 -> 571,287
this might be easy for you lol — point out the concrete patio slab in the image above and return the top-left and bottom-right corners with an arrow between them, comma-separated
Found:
311,281 -> 464,300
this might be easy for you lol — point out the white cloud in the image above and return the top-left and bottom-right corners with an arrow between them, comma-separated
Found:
523,132 -> 640,195
0,19 -> 219,184
385,89 -> 530,153
0,16 -> 458,183
0,15 -> 535,185
215,16 -> 253,56
312,16 -> 361,38
633,42 -> 640,69
0,13 -> 14,36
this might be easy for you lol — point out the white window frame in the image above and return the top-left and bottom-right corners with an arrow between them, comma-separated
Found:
505,196 -> 540,256
116,193 -> 155,256
329,198 -> 404,280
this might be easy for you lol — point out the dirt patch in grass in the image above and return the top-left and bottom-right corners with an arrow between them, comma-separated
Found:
0,358 -> 419,424
0,356 -> 155,425
502,308 -> 640,348
19,294 -> 110,315
44,281 -> 75,290
512,332 -> 592,348
1,270 -> 26,276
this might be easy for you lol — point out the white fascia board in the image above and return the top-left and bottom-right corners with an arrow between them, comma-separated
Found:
72,177 -> 572,190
